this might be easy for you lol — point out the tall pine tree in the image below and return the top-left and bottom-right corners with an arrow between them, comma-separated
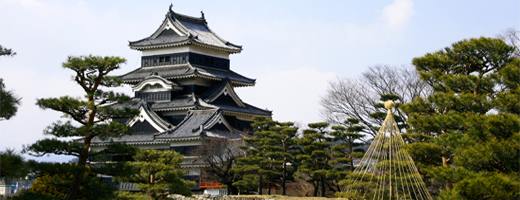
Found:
268,122 -> 298,195
296,122 -> 332,197
24,55 -> 137,200
330,118 -> 364,172
233,118 -> 298,195
121,149 -> 193,199
402,37 -> 520,199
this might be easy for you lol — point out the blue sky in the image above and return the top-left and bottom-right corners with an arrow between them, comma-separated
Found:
0,0 -> 519,161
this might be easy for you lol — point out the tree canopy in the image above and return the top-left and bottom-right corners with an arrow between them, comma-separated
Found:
233,117 -> 298,195
0,45 -> 15,56
0,45 -> 19,121
23,55 -> 137,200
0,79 -> 20,120
402,37 -> 520,199
121,149 -> 193,199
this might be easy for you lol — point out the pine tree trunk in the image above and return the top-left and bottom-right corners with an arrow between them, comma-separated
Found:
313,181 -> 319,196
67,96 -> 96,200
67,137 -> 92,200
258,175 -> 263,195
268,182 -> 272,195
321,177 -> 326,197
349,139 -> 355,169
228,184 -> 238,195
282,161 -> 287,195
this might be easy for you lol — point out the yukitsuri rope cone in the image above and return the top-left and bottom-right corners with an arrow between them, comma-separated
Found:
339,101 -> 432,200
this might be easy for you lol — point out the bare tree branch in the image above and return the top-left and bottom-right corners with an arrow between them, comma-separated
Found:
321,65 -> 431,137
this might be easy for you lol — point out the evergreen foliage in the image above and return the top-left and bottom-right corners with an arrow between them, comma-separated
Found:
402,37 -> 520,199
120,149 -> 193,199
0,44 -> 20,120
296,122 -> 332,197
233,117 -> 298,195
0,45 -> 15,56
329,118 -> 364,177
0,79 -> 20,121
90,143 -> 138,178
22,55 -> 137,200
0,149 -> 27,180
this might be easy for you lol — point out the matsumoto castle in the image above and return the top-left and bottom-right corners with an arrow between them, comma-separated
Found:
91,5 -> 271,190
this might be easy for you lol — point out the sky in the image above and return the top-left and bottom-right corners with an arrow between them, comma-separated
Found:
0,0 -> 519,161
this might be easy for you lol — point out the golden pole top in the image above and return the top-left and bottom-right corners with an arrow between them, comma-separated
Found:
384,100 -> 395,110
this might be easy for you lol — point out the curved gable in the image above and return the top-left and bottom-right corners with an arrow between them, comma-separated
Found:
133,75 -> 179,92
204,81 -> 245,107
128,104 -> 173,133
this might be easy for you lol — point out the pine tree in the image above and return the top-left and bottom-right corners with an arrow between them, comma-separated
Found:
267,121 -> 298,195
23,55 -> 137,200
0,149 -> 28,187
0,45 -> 15,56
329,118 -> 364,183
233,117 -> 276,194
0,46 -> 19,121
296,122 -> 332,197
402,37 -> 520,199
233,117 -> 298,195
0,79 -> 19,120
122,149 -> 193,199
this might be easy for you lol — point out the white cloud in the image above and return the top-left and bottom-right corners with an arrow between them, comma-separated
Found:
382,0 -> 414,29
237,67 -> 336,124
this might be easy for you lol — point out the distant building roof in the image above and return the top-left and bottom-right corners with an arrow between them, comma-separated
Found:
129,5 -> 242,53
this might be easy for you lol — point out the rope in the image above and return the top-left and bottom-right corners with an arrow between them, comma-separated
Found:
343,101 -> 433,200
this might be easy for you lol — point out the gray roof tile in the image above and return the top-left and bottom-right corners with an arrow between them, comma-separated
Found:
157,109 -> 219,139
129,8 -> 241,53
120,64 -> 255,86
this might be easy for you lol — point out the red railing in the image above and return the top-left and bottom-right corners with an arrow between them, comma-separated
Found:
199,181 -> 223,189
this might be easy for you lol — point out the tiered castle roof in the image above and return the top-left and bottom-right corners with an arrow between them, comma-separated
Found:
121,63 -> 255,86
128,4 -> 242,53
93,5 -> 271,147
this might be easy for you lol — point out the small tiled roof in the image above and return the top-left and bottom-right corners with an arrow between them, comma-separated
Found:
129,5 -> 242,53
217,103 -> 272,116
156,109 -> 218,139
120,64 -> 255,86
156,109 -> 238,140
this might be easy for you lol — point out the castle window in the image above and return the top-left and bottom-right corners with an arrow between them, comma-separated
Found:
135,91 -> 172,102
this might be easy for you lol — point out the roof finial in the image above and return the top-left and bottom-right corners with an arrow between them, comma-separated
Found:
200,10 -> 205,19
169,2 -> 173,12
